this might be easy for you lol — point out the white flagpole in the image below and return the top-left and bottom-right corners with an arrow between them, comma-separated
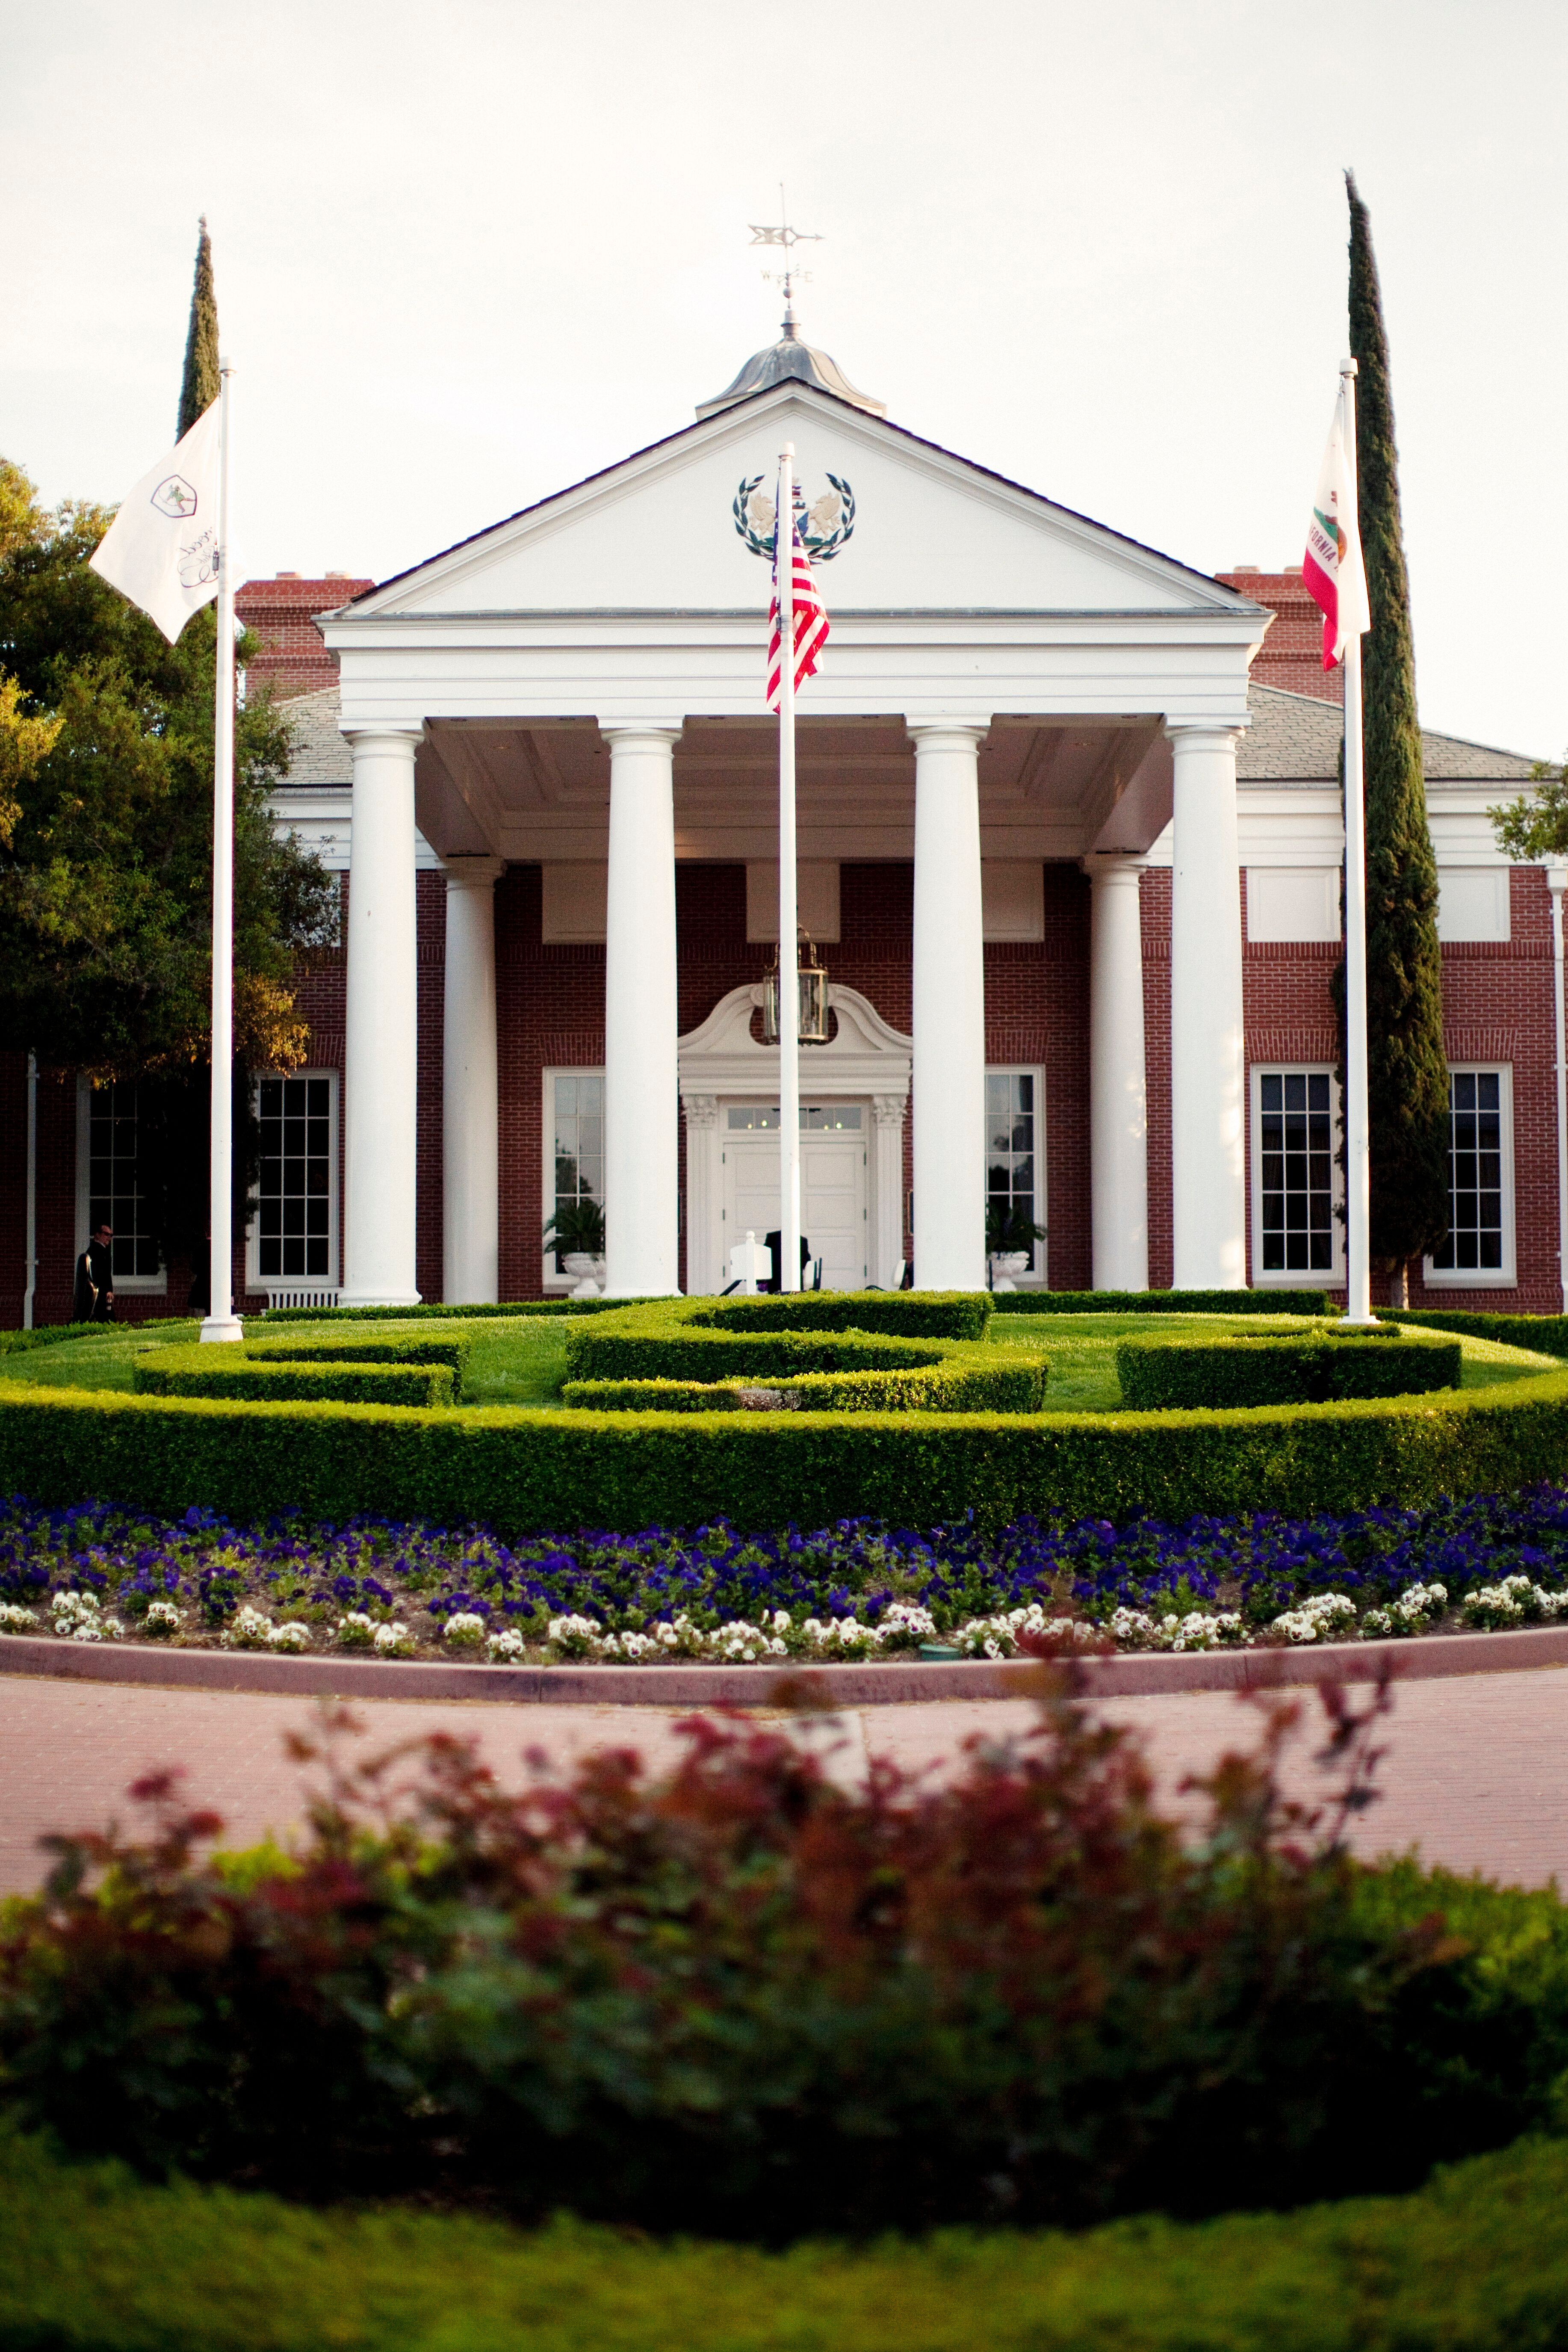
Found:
1340,356 -> 1374,1326
777,442 -> 801,1294
201,356 -> 243,1343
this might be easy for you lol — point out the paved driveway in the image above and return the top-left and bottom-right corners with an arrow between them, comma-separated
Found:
2,1661 -> 1565,1895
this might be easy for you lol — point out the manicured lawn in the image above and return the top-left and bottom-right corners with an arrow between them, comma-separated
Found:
5,1309 -> 1557,1413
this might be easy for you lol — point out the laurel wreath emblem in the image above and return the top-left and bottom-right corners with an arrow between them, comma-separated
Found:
732,473 -> 856,562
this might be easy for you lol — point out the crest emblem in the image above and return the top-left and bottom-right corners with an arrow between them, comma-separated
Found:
732,472 -> 855,562
151,474 -> 199,519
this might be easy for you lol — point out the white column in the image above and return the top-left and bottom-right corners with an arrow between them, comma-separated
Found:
910,722 -> 987,1291
442,855 -> 503,1305
1167,724 -> 1246,1289
341,727 -> 423,1306
680,1093 -> 719,1293
602,725 -> 681,1297
872,1093 -> 909,1289
1085,854 -> 1149,1291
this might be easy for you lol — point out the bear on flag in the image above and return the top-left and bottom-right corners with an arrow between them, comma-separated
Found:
89,399 -> 223,644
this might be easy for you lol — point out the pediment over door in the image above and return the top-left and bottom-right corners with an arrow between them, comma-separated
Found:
677,983 -> 911,1105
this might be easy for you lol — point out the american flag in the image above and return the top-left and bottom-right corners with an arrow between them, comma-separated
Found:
767,496 -> 830,711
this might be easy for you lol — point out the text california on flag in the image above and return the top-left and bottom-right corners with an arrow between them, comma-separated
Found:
89,399 -> 223,644
767,505 -> 830,710
1301,382 -> 1369,671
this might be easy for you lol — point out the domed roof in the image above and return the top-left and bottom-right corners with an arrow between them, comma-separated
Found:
696,305 -> 885,421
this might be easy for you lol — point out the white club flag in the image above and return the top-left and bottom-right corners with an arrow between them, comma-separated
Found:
89,400 -> 222,643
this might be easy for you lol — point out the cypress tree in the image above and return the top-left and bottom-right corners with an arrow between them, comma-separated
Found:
176,217 -> 220,441
1347,170 -> 1450,1304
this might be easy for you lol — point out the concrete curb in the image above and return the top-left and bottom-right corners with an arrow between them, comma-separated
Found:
5,1620 -> 1568,1707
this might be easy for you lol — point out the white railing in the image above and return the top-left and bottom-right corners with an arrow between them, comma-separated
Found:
260,1288 -> 341,1312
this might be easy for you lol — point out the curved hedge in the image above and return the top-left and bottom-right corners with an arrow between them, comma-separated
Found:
5,1367 -> 1568,1536
1117,1327 -> 1462,1410
133,1348 -> 455,1409
561,1294 -> 1004,1389
562,1357 -> 1048,1414
994,1287 -> 1338,1317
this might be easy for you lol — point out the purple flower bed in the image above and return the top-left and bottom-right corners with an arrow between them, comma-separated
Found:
3,1487 -> 1568,1660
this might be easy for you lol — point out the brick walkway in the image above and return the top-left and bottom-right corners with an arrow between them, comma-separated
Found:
3,1662 -> 1567,1895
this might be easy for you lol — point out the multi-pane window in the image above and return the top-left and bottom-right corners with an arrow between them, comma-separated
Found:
255,1073 -> 335,1281
1429,1070 -> 1509,1276
551,1073 -> 604,1272
87,1083 -> 161,1281
1256,1070 -> 1336,1275
986,1070 -> 1043,1274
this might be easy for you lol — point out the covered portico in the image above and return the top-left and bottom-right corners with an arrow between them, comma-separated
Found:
319,377 -> 1268,1304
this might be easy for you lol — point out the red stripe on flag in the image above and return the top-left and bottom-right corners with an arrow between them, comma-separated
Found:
768,525 -> 830,710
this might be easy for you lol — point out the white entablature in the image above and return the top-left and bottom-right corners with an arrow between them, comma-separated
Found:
319,380 -> 1268,747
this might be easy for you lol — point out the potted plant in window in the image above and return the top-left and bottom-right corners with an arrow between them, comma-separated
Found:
986,1202 -> 1046,1291
543,1200 -> 607,1295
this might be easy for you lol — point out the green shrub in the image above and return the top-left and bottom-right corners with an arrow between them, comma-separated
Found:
685,1291 -> 993,1339
565,1317 -> 954,1386
244,1333 -> 471,1402
133,1348 -> 455,1409
6,1693 -> 1564,2243
1385,1307 -> 1568,1358
3,1365 -> 1568,1537
994,1287 -> 1339,1316
1117,1327 -> 1463,1409
3,2130 -> 1568,2352
562,1378 -> 746,1412
561,1359 -> 1048,1415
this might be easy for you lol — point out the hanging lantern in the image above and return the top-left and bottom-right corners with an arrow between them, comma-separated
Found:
762,930 -> 832,1046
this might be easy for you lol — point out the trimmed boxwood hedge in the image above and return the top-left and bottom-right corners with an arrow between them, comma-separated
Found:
1117,1327 -> 1463,1409
994,1287 -> 1338,1317
243,1333 -> 472,1401
563,1295 -> 1003,1387
5,2125 -> 1568,2352
5,1367 -> 1568,1536
561,1358 -> 1048,1415
1384,1307 -> 1568,1358
260,1296 -> 658,1324
133,1348 -> 455,1409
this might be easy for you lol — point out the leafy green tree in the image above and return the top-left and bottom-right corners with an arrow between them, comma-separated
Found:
1346,171 -> 1451,1305
177,218 -> 221,442
1490,757 -> 1568,862
0,460 -> 337,1265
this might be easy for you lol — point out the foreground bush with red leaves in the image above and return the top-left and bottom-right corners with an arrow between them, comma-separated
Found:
1,1667 -> 1562,2236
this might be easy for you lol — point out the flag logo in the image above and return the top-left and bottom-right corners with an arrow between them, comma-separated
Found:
733,472 -> 855,562
152,474 -> 199,519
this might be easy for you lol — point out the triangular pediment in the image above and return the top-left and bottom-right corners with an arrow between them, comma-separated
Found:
347,386 -> 1255,624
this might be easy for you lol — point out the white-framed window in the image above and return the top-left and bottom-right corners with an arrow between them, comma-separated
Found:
543,1067 -> 605,1289
1250,1066 -> 1343,1286
1426,1066 -> 1516,1287
76,1078 -> 167,1293
248,1070 -> 339,1289
986,1067 -> 1046,1284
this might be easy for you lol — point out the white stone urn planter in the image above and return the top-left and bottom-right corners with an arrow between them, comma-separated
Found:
989,1250 -> 1030,1294
563,1251 -> 604,1299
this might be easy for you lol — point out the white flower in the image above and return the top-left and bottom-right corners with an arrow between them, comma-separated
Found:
546,1612 -> 607,1659
486,1627 -> 526,1661
50,1589 -> 100,1633
267,1622 -> 311,1652
373,1621 -> 415,1656
442,1612 -> 487,1645
144,1600 -> 183,1637
1462,1575 -> 1567,1629
223,1604 -> 286,1651
1269,1593 -> 1357,1646
0,1601 -> 39,1634
336,1612 -> 378,1649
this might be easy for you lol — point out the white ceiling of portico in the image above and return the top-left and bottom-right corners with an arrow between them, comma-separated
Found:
351,385 -> 1247,622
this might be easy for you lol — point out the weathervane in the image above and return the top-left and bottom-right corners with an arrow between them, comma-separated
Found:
748,186 -> 821,322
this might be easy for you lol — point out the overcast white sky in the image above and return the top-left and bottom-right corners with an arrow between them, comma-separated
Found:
5,0 -> 1564,758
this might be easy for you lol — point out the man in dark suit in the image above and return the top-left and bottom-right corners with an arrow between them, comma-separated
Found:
73,1223 -> 115,1322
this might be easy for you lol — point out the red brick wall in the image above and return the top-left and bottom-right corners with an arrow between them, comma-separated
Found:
234,577 -> 374,700
1215,571 -> 1344,706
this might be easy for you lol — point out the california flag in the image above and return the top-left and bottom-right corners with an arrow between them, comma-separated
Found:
89,400 -> 222,644
1302,381 -> 1370,670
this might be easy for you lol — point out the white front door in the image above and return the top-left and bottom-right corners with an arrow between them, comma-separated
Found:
719,1104 -> 869,1289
